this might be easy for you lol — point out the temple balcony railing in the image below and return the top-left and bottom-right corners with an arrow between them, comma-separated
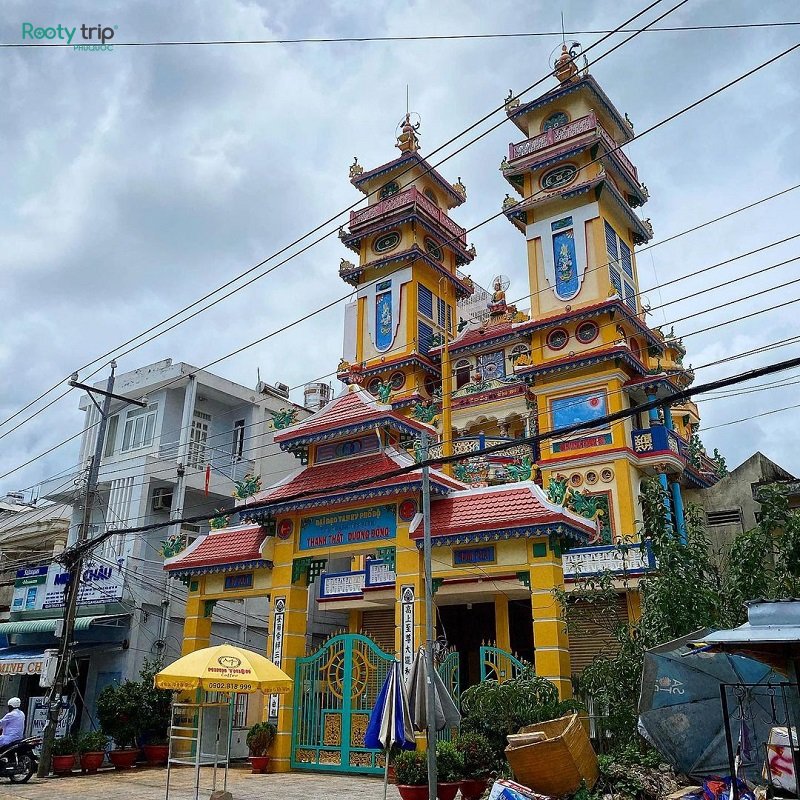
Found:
563,541 -> 655,582
318,560 -> 396,601
428,435 -> 533,461
508,113 -> 638,182
631,426 -> 719,482
348,186 -> 468,247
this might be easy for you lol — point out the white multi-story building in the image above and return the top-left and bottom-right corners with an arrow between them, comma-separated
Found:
6,359 -> 307,747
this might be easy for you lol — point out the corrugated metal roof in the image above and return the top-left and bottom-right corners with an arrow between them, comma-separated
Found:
0,614 -> 128,634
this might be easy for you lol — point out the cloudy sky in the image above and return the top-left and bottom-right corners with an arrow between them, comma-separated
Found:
1,0 -> 799,497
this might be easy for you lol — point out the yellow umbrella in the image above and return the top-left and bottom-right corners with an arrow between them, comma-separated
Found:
155,644 -> 292,694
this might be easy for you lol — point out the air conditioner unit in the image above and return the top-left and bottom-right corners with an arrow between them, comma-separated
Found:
152,488 -> 173,512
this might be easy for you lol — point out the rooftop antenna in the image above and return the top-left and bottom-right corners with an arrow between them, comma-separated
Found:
406,83 -> 409,117
561,11 -> 566,45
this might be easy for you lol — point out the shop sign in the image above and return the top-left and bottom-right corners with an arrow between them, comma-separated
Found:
401,585 -> 415,679
453,546 -> 496,566
26,696 -> 74,738
0,656 -> 44,676
298,505 -> 396,551
11,558 -> 126,612
268,597 -> 286,721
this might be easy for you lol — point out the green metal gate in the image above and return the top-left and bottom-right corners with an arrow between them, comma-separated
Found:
436,649 -> 461,742
479,643 -> 527,682
291,633 -> 393,774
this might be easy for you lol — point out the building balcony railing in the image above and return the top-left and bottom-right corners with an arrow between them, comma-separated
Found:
563,542 -> 655,581
157,441 -> 256,484
348,186 -> 468,247
631,426 -> 719,479
319,560 -> 396,601
427,435 -> 533,461
508,113 -> 638,182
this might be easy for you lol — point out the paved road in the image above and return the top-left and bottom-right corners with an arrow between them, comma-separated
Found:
0,764 -> 398,800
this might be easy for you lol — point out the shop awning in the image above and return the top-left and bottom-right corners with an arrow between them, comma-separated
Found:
0,614 -> 129,635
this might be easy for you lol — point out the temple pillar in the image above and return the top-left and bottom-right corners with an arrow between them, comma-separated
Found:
394,545 -> 424,677
181,588 -> 212,656
529,539 -> 572,699
267,535 -> 310,773
494,594 -> 511,652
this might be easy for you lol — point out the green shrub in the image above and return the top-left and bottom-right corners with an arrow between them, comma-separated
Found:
77,731 -> 108,753
96,680 -> 142,748
138,658 -> 172,743
246,722 -> 276,756
394,749 -> 428,785
435,740 -> 464,782
454,731 -> 493,779
460,670 -> 581,769
52,735 -> 77,756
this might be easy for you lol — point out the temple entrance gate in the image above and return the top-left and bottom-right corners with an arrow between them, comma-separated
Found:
479,644 -> 527,682
291,633 -> 393,775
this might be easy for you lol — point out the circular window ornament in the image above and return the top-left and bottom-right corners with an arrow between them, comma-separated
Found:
277,519 -> 294,540
546,328 -> 569,351
585,470 -> 599,485
600,468 -> 614,483
424,375 -> 439,397
576,321 -> 599,344
542,111 -> 569,131
367,378 -> 383,396
373,231 -> 401,254
569,473 -> 583,488
399,498 -> 418,522
541,163 -> 578,191
424,237 -> 444,261
389,371 -> 406,390
380,181 -> 400,199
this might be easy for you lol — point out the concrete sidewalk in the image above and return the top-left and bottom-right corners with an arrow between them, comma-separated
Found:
0,764 -> 398,800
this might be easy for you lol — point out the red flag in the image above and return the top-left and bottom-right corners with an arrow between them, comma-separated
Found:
204,465 -> 211,496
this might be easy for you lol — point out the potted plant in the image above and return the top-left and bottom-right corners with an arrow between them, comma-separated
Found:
435,740 -> 464,800
96,680 -> 141,769
51,735 -> 77,776
77,731 -> 108,774
246,721 -> 276,773
455,732 -> 493,800
394,749 -> 428,800
140,659 -> 172,765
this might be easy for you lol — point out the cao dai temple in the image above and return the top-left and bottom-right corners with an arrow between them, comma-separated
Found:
164,50 -> 723,774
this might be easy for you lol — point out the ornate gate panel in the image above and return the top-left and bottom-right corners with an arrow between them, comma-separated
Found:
479,643 -> 527,682
436,649 -> 461,742
292,633 -> 393,774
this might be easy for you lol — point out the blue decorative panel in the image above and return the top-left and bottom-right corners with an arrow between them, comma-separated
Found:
375,291 -> 393,351
551,216 -> 573,232
418,321 -> 434,354
453,546 -> 496,566
552,391 -> 608,430
224,572 -> 254,590
418,285 -> 433,318
316,434 -> 380,464
609,265 -> 622,296
478,350 -> 505,379
299,504 -> 397,551
552,229 -> 579,299
620,241 -> 633,278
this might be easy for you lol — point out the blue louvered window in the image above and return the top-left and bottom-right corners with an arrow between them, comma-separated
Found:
418,285 -> 433,319
620,240 -> 633,278
604,220 -> 619,264
609,265 -> 623,297
624,282 -> 636,310
437,297 -> 446,328
418,321 -> 434,354
446,304 -> 453,334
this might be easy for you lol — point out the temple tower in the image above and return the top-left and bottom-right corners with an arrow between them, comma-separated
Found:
337,117 -> 476,420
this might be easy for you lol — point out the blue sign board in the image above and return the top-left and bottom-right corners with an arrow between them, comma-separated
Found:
453,546 -> 496,566
224,573 -> 254,591
299,504 -> 397,551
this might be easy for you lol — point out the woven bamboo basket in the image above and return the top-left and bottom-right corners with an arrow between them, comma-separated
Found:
505,713 -> 599,796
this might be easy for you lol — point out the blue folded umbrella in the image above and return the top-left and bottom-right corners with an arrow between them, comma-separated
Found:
365,659 -> 416,750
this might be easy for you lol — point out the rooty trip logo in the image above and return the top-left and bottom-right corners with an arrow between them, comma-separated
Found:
22,23 -> 117,44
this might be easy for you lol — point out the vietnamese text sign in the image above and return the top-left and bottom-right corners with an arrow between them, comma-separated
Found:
453,546 -> 496,566
26,696 -> 74,739
299,505 -> 396,551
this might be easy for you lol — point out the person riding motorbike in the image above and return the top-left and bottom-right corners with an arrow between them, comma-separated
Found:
0,699 -> 25,749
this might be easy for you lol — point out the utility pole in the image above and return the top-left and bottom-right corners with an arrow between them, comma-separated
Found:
38,363 -> 146,777
420,432 -> 438,800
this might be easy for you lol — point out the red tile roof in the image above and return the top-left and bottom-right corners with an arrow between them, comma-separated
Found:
412,483 -> 594,539
164,525 -> 267,572
442,321 -> 518,352
258,448 -> 464,506
274,386 -> 434,444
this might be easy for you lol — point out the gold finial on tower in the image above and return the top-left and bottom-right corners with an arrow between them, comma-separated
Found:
396,113 -> 421,152
553,43 -> 578,84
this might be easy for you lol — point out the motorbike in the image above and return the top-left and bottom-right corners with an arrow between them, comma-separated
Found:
0,737 -> 39,783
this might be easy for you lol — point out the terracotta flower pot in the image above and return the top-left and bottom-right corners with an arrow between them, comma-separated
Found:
248,755 -> 270,774
142,743 -> 169,766
460,778 -> 489,800
52,754 -> 76,775
80,751 -> 106,774
437,781 -> 461,800
397,785 -> 429,800
109,748 -> 139,770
